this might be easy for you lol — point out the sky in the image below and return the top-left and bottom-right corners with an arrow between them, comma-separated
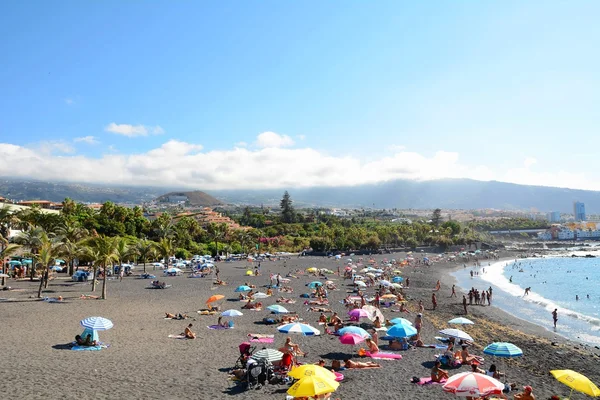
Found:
1,1 -> 600,191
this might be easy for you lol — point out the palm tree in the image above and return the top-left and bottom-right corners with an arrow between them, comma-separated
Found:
36,233 -> 59,297
56,221 -> 88,275
0,239 -> 21,287
88,236 -> 118,299
207,223 -> 228,258
58,239 -> 86,278
135,239 -> 154,273
153,237 -> 173,269
14,226 -> 45,281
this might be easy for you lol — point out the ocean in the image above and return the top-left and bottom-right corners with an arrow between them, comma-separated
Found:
451,256 -> 600,345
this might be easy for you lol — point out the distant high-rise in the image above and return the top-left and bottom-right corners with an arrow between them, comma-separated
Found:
547,211 -> 561,223
574,201 -> 586,221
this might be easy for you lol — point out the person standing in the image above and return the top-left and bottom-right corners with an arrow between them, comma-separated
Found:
462,295 -> 468,315
451,284 -> 457,298
552,309 -> 558,329
119,266 -> 124,282
432,293 -> 437,311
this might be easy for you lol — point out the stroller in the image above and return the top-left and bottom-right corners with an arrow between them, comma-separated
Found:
245,358 -> 274,390
234,342 -> 255,369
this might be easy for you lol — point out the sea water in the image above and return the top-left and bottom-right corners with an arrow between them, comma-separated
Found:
451,257 -> 600,345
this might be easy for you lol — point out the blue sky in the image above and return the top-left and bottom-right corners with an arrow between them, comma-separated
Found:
1,1 -> 599,190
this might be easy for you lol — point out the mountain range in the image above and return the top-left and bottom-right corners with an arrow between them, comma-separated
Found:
0,178 -> 598,213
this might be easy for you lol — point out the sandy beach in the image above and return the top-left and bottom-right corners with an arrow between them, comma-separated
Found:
1,251 -> 599,400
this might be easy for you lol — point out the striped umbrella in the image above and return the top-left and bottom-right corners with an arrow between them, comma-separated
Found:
443,372 -> 504,397
483,342 -> 523,358
337,326 -> 371,338
267,305 -> 289,314
251,348 -> 283,363
80,316 -> 113,331
278,323 -> 320,336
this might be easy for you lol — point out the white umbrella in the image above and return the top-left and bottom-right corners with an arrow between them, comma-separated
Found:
355,281 -> 366,287
278,323 -> 320,336
439,328 -> 473,342
221,309 -> 243,317
252,348 -> 284,362
252,292 -> 269,299
448,317 -> 474,325
80,316 -> 114,331
0,273 -> 10,278
362,305 -> 384,323
379,280 -> 391,287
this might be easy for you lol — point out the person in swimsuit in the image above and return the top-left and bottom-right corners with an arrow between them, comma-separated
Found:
431,360 -> 449,382
184,324 -> 196,339
552,309 -> 558,329
343,359 -> 381,369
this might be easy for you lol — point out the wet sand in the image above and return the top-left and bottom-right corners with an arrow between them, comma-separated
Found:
1,252 -> 599,400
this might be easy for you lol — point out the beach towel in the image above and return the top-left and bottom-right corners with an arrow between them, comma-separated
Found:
168,334 -> 188,339
423,344 -> 447,349
334,372 -> 344,382
365,351 -> 402,360
71,344 -> 109,351
207,325 -> 230,330
416,377 -> 447,385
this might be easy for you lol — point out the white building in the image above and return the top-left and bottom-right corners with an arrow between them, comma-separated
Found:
557,229 -> 575,240
537,231 -> 552,240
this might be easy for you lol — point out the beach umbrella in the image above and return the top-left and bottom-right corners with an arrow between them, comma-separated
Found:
221,309 -> 243,317
245,270 -> 253,276
288,364 -> 336,380
287,375 -> 339,398
80,316 -> 113,331
392,270 -> 402,275
355,281 -> 366,287
551,369 -> 600,398
362,305 -> 384,323
392,276 -> 404,283
308,281 -> 323,289
379,280 -> 391,287
49,266 -> 62,271
252,292 -> 269,299
8,260 -> 21,266
448,317 -> 475,325
234,285 -> 252,292
386,324 -> 418,338
339,333 -> 365,345
166,267 -> 182,273
381,294 -> 397,299
365,272 -> 376,278
21,259 -> 32,264
391,283 -> 403,289
306,267 -> 318,273
278,323 -> 320,336
251,348 -> 283,363
389,317 -> 413,326
267,305 -> 289,314
337,326 -> 371,338
443,372 -> 504,397
439,328 -> 473,342
0,273 -> 10,278
206,294 -> 224,304
483,342 -> 523,358
348,308 -> 370,320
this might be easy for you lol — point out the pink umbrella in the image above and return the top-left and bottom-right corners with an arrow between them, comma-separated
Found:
348,308 -> 370,320
443,372 -> 504,397
339,333 -> 365,345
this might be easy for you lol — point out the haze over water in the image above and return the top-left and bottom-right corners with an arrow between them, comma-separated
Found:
453,257 -> 600,345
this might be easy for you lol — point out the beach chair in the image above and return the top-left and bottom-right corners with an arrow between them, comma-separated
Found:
245,359 -> 273,390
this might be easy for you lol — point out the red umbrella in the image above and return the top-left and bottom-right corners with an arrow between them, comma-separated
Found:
443,372 -> 504,397
339,333 -> 365,345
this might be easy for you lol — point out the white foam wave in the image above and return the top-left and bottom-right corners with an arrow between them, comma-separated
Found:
479,260 -> 600,328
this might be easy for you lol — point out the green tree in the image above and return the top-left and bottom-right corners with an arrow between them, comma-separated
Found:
88,236 -> 119,299
0,240 -> 21,287
36,233 -> 59,296
15,226 -> 45,281
135,239 -> 155,273
154,237 -> 174,267
207,223 -> 228,257
280,191 -> 295,223
431,208 -> 443,227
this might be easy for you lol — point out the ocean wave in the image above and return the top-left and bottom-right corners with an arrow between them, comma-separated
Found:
480,260 -> 600,328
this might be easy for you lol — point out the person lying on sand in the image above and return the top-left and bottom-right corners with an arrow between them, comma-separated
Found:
80,294 -> 99,300
183,324 -> 196,339
431,360 -> 449,382
75,335 -> 86,346
213,280 -> 227,285
343,359 -> 381,369
309,307 -> 331,313
277,297 -> 296,303
279,314 -> 299,324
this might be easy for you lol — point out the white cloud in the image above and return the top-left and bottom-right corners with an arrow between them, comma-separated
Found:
1,132 -> 599,192
255,131 -> 295,148
524,157 -> 537,168
389,144 -> 406,152
105,123 -> 165,137
74,136 -> 99,145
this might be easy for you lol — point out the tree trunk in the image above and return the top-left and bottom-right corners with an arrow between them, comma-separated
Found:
37,265 -> 47,298
101,264 -> 107,299
68,259 -> 74,276
91,265 -> 97,292
143,260 -> 146,274
29,256 -> 36,281
44,268 -> 49,289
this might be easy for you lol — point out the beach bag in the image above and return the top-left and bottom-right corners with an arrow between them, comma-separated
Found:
358,348 -> 366,357
300,293 -> 310,298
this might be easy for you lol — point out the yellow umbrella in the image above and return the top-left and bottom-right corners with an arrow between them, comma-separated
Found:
393,270 -> 402,274
245,270 -> 254,276
288,364 -> 336,380
551,369 -> 600,397
287,375 -> 339,398
381,294 -> 397,299
306,267 -> 318,272
206,294 -> 224,304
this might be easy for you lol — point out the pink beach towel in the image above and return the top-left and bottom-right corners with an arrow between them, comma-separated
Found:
365,351 -> 402,360
247,334 -> 275,343
416,377 -> 447,385
168,334 -> 188,339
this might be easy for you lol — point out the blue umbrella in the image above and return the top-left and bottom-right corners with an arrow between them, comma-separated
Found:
392,276 -> 404,283
483,342 -> 523,358
386,324 -> 418,338
277,322 -> 320,336
50,266 -> 63,271
267,305 -> 289,314
80,316 -> 114,331
307,281 -> 323,289
8,260 -> 21,266
235,285 -> 252,292
337,326 -> 371,338
21,259 -> 32,264
389,317 -> 413,326
221,309 -> 243,317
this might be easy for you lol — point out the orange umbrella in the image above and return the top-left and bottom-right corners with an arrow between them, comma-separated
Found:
206,294 -> 224,304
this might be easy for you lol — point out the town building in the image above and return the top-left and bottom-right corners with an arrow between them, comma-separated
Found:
17,200 -> 63,210
574,201 -> 586,221
547,211 -> 561,223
